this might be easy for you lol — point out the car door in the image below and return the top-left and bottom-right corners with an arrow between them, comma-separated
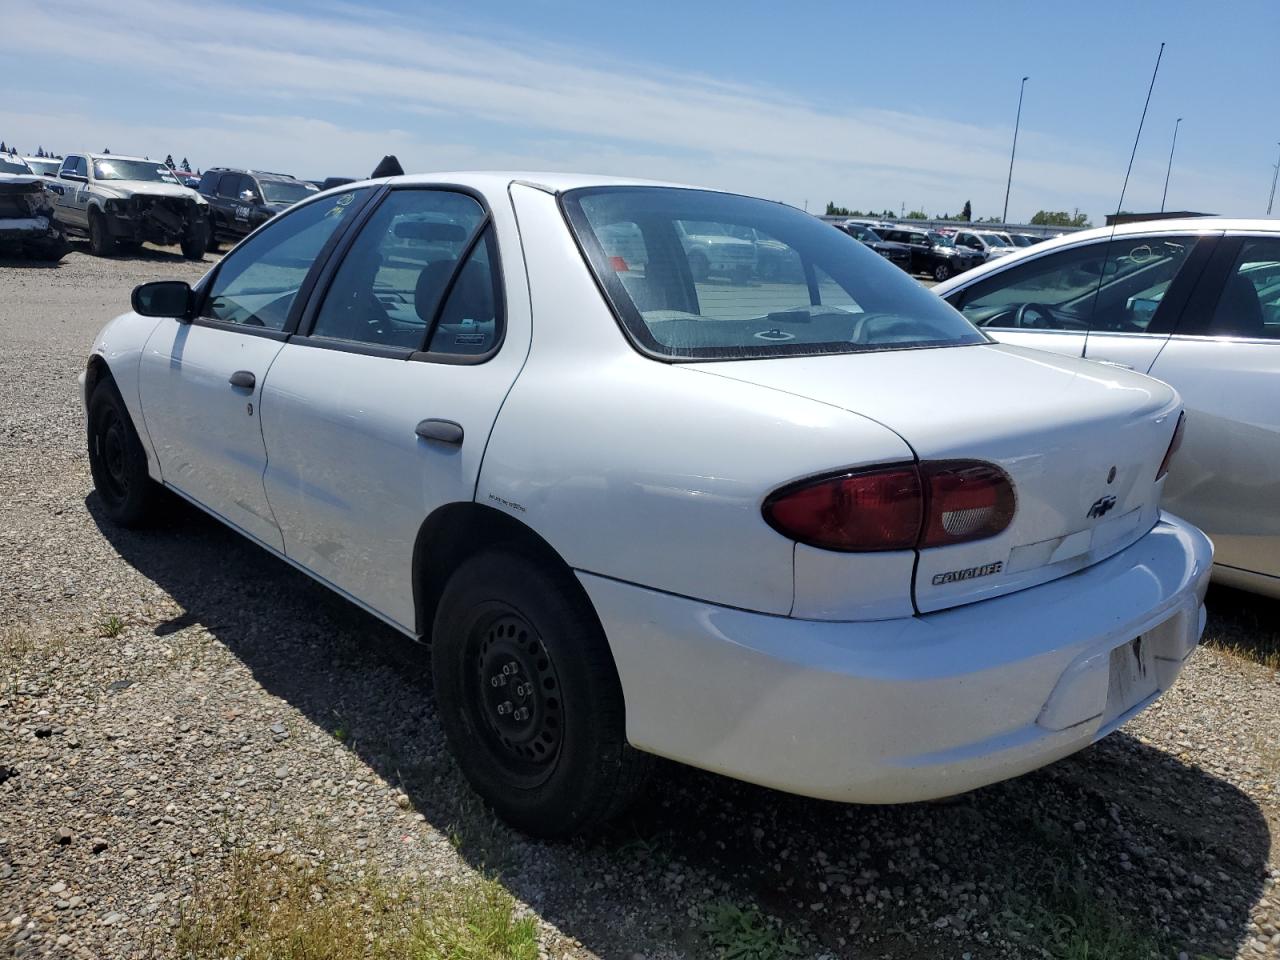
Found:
137,187 -> 373,551
213,173 -> 244,237
946,232 -> 1211,360
55,156 -> 90,228
259,185 -> 531,631
1144,233 -> 1280,586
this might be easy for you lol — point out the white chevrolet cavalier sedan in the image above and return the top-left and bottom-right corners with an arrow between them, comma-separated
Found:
83,173 -> 1212,837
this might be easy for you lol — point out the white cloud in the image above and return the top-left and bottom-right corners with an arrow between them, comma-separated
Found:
0,0 -> 1257,220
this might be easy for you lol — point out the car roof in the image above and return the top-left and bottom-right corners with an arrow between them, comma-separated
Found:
324,171 -> 716,197
82,153 -> 159,163
206,167 -> 301,181
932,216 -> 1280,294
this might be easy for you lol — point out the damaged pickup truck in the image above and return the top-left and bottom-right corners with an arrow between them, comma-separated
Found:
0,153 -> 70,261
51,153 -> 208,259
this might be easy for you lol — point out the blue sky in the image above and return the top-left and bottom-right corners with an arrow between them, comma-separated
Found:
3,0 -> 1277,223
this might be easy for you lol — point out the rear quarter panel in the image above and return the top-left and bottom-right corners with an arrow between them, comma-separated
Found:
484,183 -> 917,617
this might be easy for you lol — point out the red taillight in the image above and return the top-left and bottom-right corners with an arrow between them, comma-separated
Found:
763,460 -> 1015,552
1156,411 -> 1186,480
763,465 -> 922,551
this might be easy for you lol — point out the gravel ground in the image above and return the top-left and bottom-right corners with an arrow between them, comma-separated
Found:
2,245 -> 1279,959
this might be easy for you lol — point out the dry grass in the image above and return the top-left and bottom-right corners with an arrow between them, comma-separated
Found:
174,849 -> 539,960
1202,585 -> 1280,670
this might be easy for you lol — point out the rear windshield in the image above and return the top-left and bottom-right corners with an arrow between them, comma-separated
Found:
562,186 -> 984,360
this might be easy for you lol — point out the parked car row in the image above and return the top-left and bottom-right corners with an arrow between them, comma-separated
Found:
0,149 -> 338,262
933,218 -> 1280,598
83,171 -> 1211,838
0,152 -> 70,260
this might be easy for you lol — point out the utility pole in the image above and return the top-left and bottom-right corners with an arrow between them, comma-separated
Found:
1269,143 -> 1280,216
1002,76 -> 1029,224
1160,117 -> 1182,213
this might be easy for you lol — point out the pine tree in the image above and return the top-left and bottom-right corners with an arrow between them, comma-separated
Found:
181,157 -> 191,172
961,200 -> 972,222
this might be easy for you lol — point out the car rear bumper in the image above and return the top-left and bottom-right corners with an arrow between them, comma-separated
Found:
580,512 -> 1211,803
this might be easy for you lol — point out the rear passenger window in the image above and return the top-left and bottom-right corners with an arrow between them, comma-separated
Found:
309,189 -> 489,351
1205,238 -> 1280,339
425,227 -> 502,356
217,174 -> 243,199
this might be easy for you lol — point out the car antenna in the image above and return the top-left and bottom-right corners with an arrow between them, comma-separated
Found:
370,155 -> 404,179
1082,41 -> 1165,357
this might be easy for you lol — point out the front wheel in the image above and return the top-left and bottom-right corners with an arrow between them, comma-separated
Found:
431,550 -> 649,838
932,262 -> 953,282
181,219 -> 208,261
88,210 -> 116,257
87,380 -> 162,526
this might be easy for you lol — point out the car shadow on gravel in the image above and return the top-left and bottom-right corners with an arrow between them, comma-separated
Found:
0,255 -> 64,269
64,238 -> 212,265
88,494 -> 1273,959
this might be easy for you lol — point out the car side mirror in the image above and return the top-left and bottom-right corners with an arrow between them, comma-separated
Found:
61,173 -> 86,183
132,280 -> 194,320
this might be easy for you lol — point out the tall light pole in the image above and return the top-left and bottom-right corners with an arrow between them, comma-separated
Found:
1002,76 -> 1029,225
1269,142 -> 1280,216
1160,117 -> 1182,213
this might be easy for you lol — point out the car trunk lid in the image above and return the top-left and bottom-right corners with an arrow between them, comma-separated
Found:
688,342 -> 1181,613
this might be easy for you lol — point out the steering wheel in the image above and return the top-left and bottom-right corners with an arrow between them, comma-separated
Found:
1014,302 -> 1058,329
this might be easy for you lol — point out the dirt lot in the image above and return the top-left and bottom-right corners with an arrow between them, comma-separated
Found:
2,245 -> 1280,960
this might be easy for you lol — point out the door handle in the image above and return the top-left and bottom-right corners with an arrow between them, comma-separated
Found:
415,418 -> 464,445
228,370 -> 256,389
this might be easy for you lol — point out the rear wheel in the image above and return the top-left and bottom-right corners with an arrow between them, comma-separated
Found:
88,210 -> 116,257
87,380 -> 162,526
431,549 -> 649,838
932,261 -> 952,282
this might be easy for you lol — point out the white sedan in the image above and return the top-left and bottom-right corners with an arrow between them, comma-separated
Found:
83,173 -> 1211,837
934,219 -> 1279,599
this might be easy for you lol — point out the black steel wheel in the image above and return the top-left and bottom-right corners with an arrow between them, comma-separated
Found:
432,548 -> 650,838
87,380 -> 161,526
470,608 -> 564,785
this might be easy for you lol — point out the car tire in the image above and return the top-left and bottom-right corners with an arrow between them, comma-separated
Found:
88,210 -> 116,257
933,262 -> 952,282
687,251 -> 710,282
181,219 -> 208,261
431,548 -> 650,838
87,379 -> 162,527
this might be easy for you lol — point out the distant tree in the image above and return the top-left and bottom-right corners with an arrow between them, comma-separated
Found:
826,202 -> 852,216
1030,209 -> 1092,228
0,142 -> 7,154
180,157 -> 191,172
103,147 -> 110,154
905,209 -> 929,220
961,200 -> 972,222
165,154 -> 175,168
